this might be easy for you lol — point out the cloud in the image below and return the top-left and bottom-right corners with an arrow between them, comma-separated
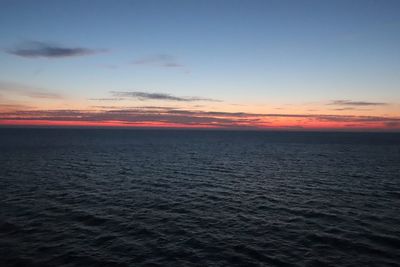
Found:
1,107 -> 400,129
385,122 -> 400,127
91,105 -> 182,110
132,54 -> 183,68
329,100 -> 388,106
332,107 -> 356,111
24,92 -> 62,99
0,108 -> 255,127
331,107 -> 372,111
88,98 -> 125,101
0,81 -> 63,99
0,103 -> 31,110
7,41 -> 104,58
110,91 -> 221,102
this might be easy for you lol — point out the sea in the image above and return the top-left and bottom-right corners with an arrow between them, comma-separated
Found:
0,128 -> 399,266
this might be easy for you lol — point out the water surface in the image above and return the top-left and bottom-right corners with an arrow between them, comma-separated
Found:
1,129 -> 399,266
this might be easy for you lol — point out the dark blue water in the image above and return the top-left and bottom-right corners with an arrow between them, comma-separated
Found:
1,128 -> 400,266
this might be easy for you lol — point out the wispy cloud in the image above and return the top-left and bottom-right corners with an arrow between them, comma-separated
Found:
110,91 -> 221,102
329,100 -> 388,106
331,107 -> 372,111
331,107 -> 356,111
0,103 -> 31,110
91,106 -> 183,110
24,92 -> 62,99
7,41 -> 105,58
0,108 -> 253,127
88,98 -> 125,101
132,54 -> 183,68
0,81 -> 63,99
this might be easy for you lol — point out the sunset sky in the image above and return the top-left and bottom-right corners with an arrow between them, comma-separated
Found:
0,0 -> 399,130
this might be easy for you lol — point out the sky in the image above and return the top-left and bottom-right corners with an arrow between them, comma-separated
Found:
0,0 -> 399,130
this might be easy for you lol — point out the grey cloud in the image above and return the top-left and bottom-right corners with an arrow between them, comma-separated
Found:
330,100 -> 387,106
7,41 -> 105,58
132,54 -> 183,68
110,91 -> 221,102
331,107 -> 372,111
0,109 -> 255,128
312,114 -> 400,123
385,122 -> 400,127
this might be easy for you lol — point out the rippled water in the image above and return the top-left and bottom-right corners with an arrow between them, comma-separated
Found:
1,129 -> 400,266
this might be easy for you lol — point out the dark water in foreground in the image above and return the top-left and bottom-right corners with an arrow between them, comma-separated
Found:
1,129 -> 400,267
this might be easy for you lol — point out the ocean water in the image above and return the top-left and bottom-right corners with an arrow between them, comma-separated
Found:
0,128 -> 399,267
